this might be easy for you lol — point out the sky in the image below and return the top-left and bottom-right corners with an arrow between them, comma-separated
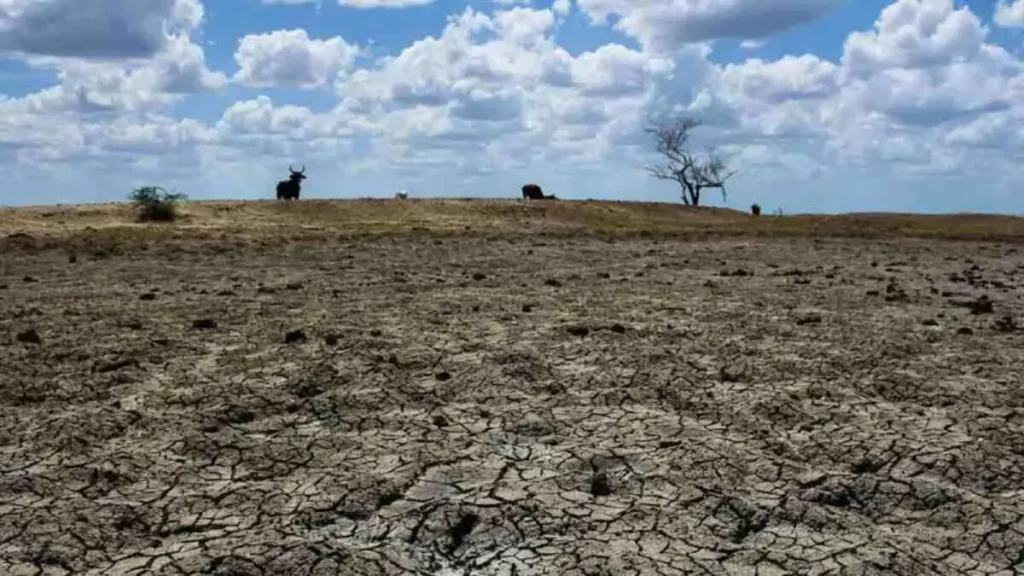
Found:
0,0 -> 1022,214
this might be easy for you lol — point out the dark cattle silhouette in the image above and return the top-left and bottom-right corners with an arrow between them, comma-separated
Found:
522,183 -> 556,200
276,165 -> 306,200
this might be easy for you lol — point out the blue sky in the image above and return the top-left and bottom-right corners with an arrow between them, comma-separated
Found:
0,0 -> 1022,213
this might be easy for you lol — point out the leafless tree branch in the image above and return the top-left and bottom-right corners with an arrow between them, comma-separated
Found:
645,118 -> 736,206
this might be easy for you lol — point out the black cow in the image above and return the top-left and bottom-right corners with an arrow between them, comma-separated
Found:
522,183 -> 556,200
276,165 -> 306,200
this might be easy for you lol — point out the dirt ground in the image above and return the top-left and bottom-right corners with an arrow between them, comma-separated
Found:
2,204 -> 1024,575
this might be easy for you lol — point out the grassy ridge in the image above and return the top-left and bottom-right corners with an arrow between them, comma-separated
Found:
2,198 -> 1023,245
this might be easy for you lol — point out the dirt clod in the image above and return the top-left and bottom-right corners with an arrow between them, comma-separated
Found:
284,329 -> 307,344
447,512 -> 479,554
15,328 -> 41,345
969,295 -> 994,315
590,470 -> 612,497
796,314 -> 823,326
566,324 -> 590,337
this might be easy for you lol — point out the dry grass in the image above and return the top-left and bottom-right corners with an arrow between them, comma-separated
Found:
2,198 -> 1023,247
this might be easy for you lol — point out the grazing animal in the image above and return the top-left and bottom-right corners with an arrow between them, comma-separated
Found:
276,165 -> 306,200
395,190 -> 408,200
522,183 -> 556,200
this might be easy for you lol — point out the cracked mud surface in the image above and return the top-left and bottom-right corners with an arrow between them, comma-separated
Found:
2,235 -> 1023,575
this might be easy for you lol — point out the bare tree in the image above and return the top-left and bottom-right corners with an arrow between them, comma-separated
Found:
646,117 -> 735,206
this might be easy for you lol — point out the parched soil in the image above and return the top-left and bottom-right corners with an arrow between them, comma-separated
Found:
2,231 -> 1024,575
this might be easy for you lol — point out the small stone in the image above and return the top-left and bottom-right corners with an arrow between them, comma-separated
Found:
591,470 -> 612,497
544,278 -> 562,287
956,327 -> 974,336
472,272 -> 487,281
609,323 -> 626,334
995,316 -> 1017,333
295,383 -> 324,398
324,334 -> 339,346
796,472 -> 827,489
566,325 -> 590,337
192,318 -> 217,330
284,329 -> 307,344
94,357 -> 137,374
521,304 -> 533,313
435,371 -> 452,382
969,296 -> 994,315
432,414 -> 449,427
796,314 -> 822,326
22,276 -> 36,283
139,292 -> 157,301
16,328 -> 41,345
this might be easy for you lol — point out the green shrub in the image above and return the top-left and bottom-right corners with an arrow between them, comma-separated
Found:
750,203 -> 761,216
129,186 -> 187,222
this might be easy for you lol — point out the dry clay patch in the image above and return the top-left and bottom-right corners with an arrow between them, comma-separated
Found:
0,235 -> 1023,575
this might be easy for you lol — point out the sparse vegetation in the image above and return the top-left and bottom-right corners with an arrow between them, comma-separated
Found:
646,117 -> 736,206
2,199 -> 1024,244
129,186 -> 187,222
751,203 -> 761,216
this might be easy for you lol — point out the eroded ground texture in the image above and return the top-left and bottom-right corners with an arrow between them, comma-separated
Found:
2,234 -> 1024,575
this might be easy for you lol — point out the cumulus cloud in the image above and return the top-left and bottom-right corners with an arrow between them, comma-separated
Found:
262,0 -> 436,6
0,0 -> 203,59
234,29 -> 360,88
995,0 -> 1024,27
575,0 -> 843,51
1,0 -> 1023,210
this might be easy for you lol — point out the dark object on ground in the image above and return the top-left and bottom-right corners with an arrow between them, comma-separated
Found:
129,186 -> 187,222
16,328 -> 41,345
276,165 -> 306,200
522,183 -> 556,200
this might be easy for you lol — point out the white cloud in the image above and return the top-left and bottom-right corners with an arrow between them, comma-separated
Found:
262,0 -> 434,5
1,0 -> 1023,212
995,0 -> 1024,28
575,0 -> 844,51
841,0 -> 984,77
0,0 -> 204,59
234,29 -> 359,88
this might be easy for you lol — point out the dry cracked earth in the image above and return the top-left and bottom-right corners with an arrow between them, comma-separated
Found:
1,233 -> 1024,575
